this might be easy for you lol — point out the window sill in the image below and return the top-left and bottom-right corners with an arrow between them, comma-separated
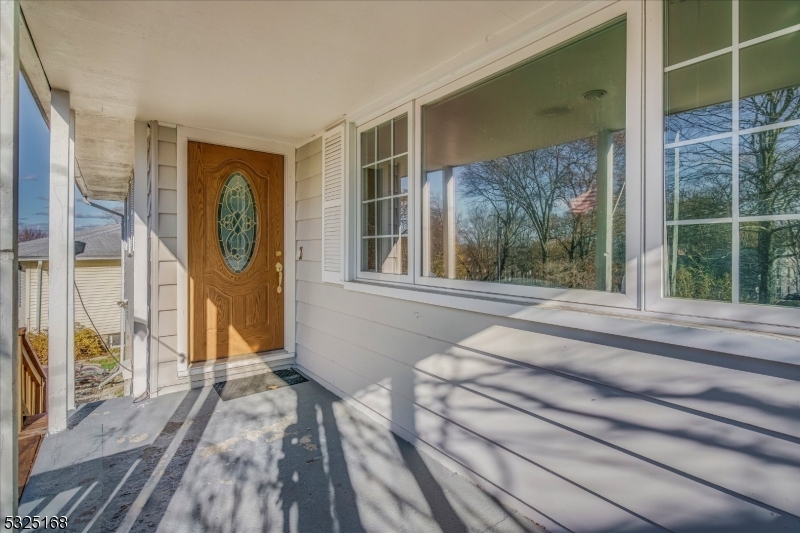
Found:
342,280 -> 800,367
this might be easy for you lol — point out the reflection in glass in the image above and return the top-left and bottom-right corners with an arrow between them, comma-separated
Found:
740,221 -> 800,305
740,0 -> 800,43
665,139 -> 732,221
362,166 -> 376,201
361,130 -> 375,166
666,223 -> 732,302
665,54 -> 732,143
377,121 -> 392,161
739,32 -> 800,130
740,125 -> 800,217
665,0 -> 731,67
393,155 -> 408,194
217,171 -> 258,274
422,19 -> 627,292
362,203 -> 375,237
394,115 -> 408,155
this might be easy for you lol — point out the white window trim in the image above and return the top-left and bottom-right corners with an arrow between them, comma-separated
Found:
355,102 -> 414,283
413,1 -> 642,309
643,0 -> 800,329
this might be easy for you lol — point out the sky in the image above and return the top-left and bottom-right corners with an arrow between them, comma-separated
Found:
18,73 -> 122,233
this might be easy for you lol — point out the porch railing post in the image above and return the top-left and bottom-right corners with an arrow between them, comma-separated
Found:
0,0 -> 20,517
48,89 -> 71,434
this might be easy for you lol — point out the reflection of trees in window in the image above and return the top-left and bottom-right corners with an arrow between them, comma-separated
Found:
665,87 -> 800,305
454,134 -> 625,291
738,89 -> 800,304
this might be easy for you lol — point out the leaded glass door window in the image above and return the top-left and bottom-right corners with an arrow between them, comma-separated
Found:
217,171 -> 258,273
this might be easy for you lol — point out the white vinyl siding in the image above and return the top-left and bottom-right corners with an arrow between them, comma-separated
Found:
25,260 -> 121,337
152,124 -> 187,394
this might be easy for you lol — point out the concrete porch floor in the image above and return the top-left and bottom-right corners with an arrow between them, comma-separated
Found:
19,371 -> 546,533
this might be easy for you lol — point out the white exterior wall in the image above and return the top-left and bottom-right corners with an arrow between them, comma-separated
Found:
293,138 -> 800,533
23,259 -> 121,337
149,124 -> 188,395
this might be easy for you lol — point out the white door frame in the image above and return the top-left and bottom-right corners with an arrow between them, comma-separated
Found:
175,125 -> 296,378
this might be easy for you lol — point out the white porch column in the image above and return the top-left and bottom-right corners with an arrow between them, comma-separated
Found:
131,121 -> 149,397
67,110 -> 75,411
441,166 -> 456,279
0,0 -> 20,517
48,89 -> 72,434
595,131 -> 614,292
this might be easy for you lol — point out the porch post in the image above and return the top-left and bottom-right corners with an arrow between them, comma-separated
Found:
131,121 -> 149,397
66,110 -> 75,411
0,0 -> 20,517
442,166 -> 456,279
595,131 -> 614,292
48,89 -> 72,434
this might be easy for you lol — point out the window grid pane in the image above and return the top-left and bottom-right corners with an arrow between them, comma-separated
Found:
663,2 -> 800,306
360,114 -> 409,274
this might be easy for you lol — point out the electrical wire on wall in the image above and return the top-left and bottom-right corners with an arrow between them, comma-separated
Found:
74,279 -> 131,374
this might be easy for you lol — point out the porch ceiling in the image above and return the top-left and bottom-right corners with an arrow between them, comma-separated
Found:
21,0 -> 552,200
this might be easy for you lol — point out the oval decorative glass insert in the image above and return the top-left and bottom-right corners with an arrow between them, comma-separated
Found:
217,171 -> 258,273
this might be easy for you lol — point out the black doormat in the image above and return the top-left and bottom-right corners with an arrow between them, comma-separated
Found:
212,369 -> 308,401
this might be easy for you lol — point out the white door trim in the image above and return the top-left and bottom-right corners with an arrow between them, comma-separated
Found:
175,125 -> 296,378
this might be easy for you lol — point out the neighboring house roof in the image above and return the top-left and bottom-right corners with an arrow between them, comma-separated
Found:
19,224 -> 121,261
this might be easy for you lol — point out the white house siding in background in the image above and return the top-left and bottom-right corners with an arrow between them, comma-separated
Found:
23,259 -> 121,337
292,137 -> 800,533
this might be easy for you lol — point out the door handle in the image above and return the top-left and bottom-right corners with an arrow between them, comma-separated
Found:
276,261 -> 283,293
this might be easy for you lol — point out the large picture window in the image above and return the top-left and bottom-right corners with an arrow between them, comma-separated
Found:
664,0 -> 800,307
421,19 -> 628,294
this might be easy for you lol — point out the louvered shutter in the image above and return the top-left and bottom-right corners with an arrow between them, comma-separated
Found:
321,125 -> 345,284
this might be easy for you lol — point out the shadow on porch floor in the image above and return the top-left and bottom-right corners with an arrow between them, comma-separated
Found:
19,370 -> 545,533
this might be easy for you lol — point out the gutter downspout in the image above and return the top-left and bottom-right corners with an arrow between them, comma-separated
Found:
35,259 -> 42,330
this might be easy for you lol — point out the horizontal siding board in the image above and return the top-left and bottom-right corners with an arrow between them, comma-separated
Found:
297,302 -> 800,517
157,141 -> 177,166
296,151 -> 322,182
295,343 -> 651,533
297,323 -> 795,532
158,189 -> 177,214
158,126 -> 177,143
296,174 -> 321,201
296,260 -> 322,284
159,284 -> 177,311
296,219 -> 321,241
296,137 -> 322,162
296,240 -> 321,263
159,214 -> 178,238
159,239 -> 177,261
159,165 -> 177,190
158,261 -> 177,285
158,335 -> 178,363
296,280 -> 800,439
296,197 -> 322,221
159,310 -> 177,337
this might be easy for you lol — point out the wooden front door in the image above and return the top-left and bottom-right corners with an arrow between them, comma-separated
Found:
188,142 -> 284,362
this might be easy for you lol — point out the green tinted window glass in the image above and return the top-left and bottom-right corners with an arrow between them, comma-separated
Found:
217,172 -> 258,274
740,0 -> 800,42
665,53 -> 732,142
665,0 -> 731,66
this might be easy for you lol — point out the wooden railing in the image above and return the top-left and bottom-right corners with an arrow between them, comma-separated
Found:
18,328 -> 46,424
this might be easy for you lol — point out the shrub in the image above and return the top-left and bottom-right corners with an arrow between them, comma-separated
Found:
26,326 -> 111,366
27,330 -> 48,366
